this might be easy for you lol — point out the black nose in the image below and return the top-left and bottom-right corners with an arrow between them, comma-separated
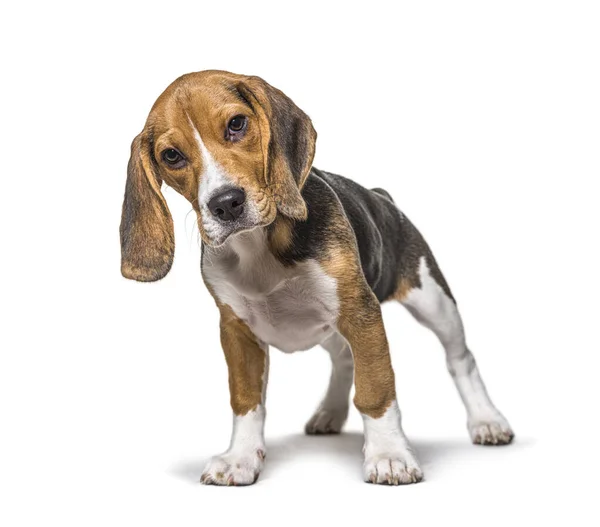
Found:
207,188 -> 246,221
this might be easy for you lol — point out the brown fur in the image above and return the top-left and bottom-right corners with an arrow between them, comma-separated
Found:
121,70 -> 395,419
120,71 -> 318,281
393,277 -> 415,302
237,77 -> 316,220
120,134 -> 175,282
320,241 -> 396,418
386,215 -> 455,303
120,71 -> 516,488
217,302 -> 268,416
120,71 -> 319,418
266,215 -> 295,255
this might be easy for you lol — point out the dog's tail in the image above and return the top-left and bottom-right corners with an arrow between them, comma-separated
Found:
371,187 -> 395,203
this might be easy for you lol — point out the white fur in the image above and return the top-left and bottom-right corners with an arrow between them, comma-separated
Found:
305,332 -> 353,434
202,340 -> 269,485
401,257 -> 513,444
203,230 -> 340,353
188,117 -> 258,245
202,230 -> 342,483
201,405 -> 267,486
192,124 -> 230,202
204,231 -> 425,483
362,401 -> 423,484
189,118 -> 234,242
188,117 -> 230,199
202,225 -> 511,486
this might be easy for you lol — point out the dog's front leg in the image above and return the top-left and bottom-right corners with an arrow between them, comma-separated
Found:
325,248 -> 423,485
201,304 -> 268,486
339,295 -> 423,485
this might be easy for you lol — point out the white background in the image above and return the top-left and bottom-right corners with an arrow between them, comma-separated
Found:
2,1 -> 599,525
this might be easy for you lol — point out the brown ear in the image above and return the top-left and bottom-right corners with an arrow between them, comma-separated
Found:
238,77 -> 317,220
120,133 -> 174,282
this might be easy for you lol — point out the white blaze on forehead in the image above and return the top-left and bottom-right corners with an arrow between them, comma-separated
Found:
186,115 -> 232,204
186,114 -> 260,246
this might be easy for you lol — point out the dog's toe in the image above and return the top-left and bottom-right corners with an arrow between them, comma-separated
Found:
200,449 -> 265,486
363,453 -> 424,485
469,418 -> 514,445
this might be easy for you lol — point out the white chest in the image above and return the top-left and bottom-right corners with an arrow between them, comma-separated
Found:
202,232 -> 339,353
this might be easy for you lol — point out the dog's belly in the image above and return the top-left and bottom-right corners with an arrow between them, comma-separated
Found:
205,257 -> 340,353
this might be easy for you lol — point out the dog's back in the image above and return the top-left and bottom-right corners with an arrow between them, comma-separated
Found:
309,169 -> 451,303
121,70 -> 514,486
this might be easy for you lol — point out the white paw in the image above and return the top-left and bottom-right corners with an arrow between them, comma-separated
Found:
469,417 -> 514,445
363,451 -> 424,485
200,448 -> 265,486
305,407 -> 348,435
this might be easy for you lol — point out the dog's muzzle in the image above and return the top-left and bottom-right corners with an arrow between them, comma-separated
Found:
208,187 -> 246,222
203,186 -> 261,246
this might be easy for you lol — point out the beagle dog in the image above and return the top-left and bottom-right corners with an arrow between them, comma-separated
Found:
120,70 -> 514,486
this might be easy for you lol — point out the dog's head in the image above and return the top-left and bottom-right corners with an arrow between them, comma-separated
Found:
120,70 -> 317,282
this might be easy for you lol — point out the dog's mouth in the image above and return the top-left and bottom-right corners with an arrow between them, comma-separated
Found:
201,205 -> 272,247
203,218 -> 261,247
200,186 -> 278,247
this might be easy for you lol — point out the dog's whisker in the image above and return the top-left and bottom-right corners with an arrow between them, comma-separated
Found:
120,71 -> 514,487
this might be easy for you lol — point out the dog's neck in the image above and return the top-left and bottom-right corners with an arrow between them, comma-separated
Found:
225,228 -> 270,262
202,217 -> 301,298
204,214 -> 296,263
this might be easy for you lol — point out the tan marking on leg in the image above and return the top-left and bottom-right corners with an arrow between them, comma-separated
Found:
217,302 -> 267,416
321,245 -> 396,419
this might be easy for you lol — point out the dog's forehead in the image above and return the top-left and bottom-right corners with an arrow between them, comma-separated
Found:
148,77 -> 254,163
150,71 -> 246,124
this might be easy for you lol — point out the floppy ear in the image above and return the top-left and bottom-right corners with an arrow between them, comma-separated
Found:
238,77 -> 317,220
120,133 -> 174,282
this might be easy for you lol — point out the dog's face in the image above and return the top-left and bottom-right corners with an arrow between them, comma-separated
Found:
120,70 -> 317,282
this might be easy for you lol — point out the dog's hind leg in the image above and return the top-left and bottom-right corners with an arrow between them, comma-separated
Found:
393,248 -> 514,445
305,333 -> 354,435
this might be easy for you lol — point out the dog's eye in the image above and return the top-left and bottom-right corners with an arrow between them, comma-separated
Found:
227,115 -> 247,138
161,148 -> 185,167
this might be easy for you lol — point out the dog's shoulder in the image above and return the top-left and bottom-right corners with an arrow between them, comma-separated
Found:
272,168 -> 405,302
317,169 -> 408,301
